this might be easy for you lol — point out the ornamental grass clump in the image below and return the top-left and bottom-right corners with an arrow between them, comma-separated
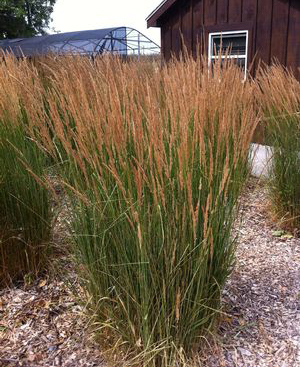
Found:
257,65 -> 300,229
30,55 -> 257,366
0,55 -> 51,286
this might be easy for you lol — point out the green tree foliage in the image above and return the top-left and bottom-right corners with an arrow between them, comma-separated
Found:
0,0 -> 56,39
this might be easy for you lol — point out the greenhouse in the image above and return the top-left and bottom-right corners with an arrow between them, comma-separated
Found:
0,27 -> 160,58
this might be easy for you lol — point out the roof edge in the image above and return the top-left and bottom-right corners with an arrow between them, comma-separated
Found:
146,0 -> 178,28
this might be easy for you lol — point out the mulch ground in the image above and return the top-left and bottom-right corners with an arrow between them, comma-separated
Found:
1,178 -> 299,367
204,179 -> 300,367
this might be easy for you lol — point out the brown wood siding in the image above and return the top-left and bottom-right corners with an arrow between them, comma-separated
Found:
204,0 -> 218,25
286,0 -> 300,79
182,1 -> 193,51
171,10 -> 181,57
241,0 -> 257,67
242,0 -> 257,22
255,0 -> 273,66
228,0 -> 242,23
162,20 -> 172,60
192,0 -> 205,55
271,0 -> 290,65
217,0 -> 229,23
158,0 -> 300,79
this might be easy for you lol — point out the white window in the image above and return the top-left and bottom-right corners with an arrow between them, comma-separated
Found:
208,31 -> 249,78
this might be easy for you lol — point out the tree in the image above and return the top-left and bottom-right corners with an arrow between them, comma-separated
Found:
0,0 -> 56,39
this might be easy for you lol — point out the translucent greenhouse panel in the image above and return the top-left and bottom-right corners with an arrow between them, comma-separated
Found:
49,42 -> 65,52
111,28 -> 127,54
0,27 -> 160,58
66,40 -> 95,53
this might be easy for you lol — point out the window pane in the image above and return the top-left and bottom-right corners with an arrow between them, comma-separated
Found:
212,33 -> 246,56
233,58 -> 246,70
210,57 -> 246,77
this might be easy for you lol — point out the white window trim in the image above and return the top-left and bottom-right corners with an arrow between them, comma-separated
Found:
208,30 -> 249,79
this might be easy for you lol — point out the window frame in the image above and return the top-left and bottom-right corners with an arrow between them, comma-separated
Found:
208,30 -> 249,79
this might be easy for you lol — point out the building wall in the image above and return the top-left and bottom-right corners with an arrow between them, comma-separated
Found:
159,0 -> 300,78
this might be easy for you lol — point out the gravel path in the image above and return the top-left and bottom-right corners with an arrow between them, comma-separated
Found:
0,178 -> 299,367
205,179 -> 300,367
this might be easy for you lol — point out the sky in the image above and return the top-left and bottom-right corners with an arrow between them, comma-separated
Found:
50,0 -> 161,46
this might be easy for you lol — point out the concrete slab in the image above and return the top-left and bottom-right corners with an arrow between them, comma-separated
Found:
250,143 -> 273,178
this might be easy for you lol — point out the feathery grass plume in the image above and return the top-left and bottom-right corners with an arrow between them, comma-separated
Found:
257,64 -> 300,229
25,53 -> 257,366
0,54 -> 51,286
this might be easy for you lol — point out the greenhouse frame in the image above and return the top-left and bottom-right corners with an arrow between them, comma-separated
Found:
0,27 -> 160,58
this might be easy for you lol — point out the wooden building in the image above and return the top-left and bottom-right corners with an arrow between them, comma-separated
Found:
147,0 -> 300,79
